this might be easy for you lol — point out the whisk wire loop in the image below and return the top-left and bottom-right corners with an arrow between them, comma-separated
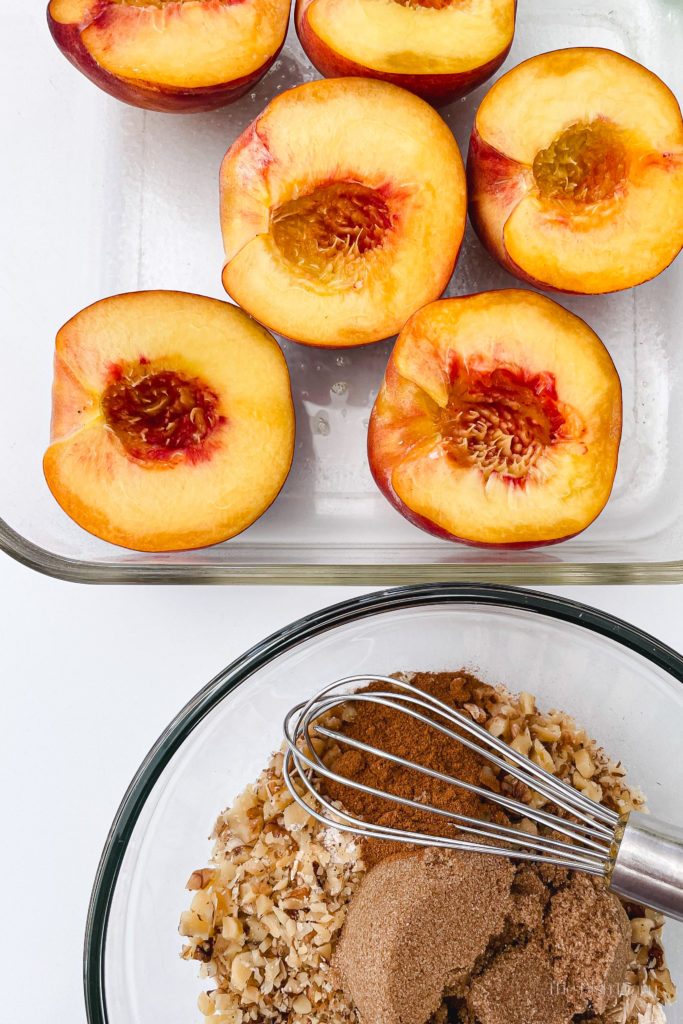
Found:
282,676 -> 622,875
284,722 -> 610,862
307,722 -> 612,855
290,760 -> 607,870
294,676 -> 617,827
282,748 -> 610,875
288,690 -> 616,840
283,676 -> 683,923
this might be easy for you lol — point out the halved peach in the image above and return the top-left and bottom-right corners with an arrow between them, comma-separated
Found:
368,290 -> 622,547
219,77 -> 466,348
43,291 -> 295,551
467,48 -> 683,294
295,0 -> 516,105
47,0 -> 291,112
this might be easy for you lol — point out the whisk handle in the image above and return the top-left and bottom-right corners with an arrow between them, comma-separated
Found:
610,815 -> 683,921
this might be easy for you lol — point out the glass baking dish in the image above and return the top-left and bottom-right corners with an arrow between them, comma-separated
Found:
3,1 -> 683,584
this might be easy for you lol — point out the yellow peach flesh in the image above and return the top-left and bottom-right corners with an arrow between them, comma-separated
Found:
305,0 -> 515,75
220,78 -> 466,347
44,292 -> 295,551
51,0 -> 289,88
391,443 -> 598,544
503,161 -> 683,293
49,0 -> 92,20
476,49 -> 683,162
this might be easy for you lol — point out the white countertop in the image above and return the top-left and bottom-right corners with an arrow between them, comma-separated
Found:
1,554 -> 681,1021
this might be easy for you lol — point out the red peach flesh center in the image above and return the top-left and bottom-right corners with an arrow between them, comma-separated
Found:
270,181 -> 393,279
532,120 -> 629,204
442,366 -> 566,480
101,367 -> 220,460
391,0 -> 453,8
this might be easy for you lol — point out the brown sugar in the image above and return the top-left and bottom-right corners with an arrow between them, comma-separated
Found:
327,672 -> 633,1024
545,873 -> 632,1015
469,941 -> 574,1024
468,873 -> 632,1024
333,848 -> 516,1024
334,849 -> 631,1024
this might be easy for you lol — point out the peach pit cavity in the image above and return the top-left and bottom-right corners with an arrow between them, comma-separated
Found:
102,366 -> 220,460
533,120 -> 629,205
392,0 -> 453,9
442,365 -> 567,481
270,181 -> 393,279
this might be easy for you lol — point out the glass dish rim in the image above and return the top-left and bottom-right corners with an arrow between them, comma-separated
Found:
3,518 -> 683,585
83,581 -> 683,1024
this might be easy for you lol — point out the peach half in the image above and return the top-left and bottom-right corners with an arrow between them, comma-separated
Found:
219,77 -> 466,347
43,291 -> 295,551
368,290 -> 622,547
47,0 -> 291,113
295,0 -> 516,105
467,48 -> 683,294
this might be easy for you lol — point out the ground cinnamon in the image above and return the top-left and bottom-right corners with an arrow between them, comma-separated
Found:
322,671 -> 504,867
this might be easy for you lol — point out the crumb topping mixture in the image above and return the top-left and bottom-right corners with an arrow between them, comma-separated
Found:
180,673 -> 675,1024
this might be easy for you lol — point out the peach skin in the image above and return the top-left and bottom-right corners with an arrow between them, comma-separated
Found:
295,0 -> 516,105
47,0 -> 291,112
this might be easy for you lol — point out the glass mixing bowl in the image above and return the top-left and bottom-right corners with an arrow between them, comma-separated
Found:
84,584 -> 683,1024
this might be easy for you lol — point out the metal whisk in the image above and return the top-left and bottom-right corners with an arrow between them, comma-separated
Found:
283,675 -> 683,921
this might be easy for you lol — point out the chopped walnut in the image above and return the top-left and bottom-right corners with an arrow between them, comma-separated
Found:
180,724 -> 364,1024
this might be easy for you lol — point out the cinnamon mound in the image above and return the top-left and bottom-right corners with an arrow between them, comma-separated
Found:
322,672 -> 508,868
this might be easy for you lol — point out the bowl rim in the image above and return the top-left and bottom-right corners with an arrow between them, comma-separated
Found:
83,581 -> 683,1024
